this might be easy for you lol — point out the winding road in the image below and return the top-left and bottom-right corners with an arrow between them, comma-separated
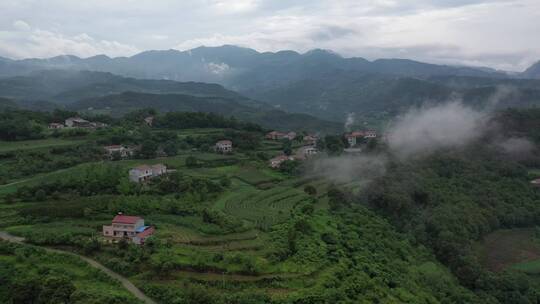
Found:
0,231 -> 156,304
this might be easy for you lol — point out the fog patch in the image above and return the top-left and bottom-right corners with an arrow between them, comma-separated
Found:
344,112 -> 355,131
496,137 -> 536,159
307,154 -> 387,183
387,101 -> 489,159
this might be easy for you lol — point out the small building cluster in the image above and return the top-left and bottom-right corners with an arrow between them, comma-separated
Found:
295,146 -> 318,160
103,145 -> 136,160
102,214 -> 155,245
129,164 -> 167,183
269,154 -> 294,168
269,145 -> 319,168
344,130 -> 377,147
215,140 -> 233,154
266,131 -> 297,141
48,117 -> 107,130
303,135 -> 318,146
144,116 -> 154,127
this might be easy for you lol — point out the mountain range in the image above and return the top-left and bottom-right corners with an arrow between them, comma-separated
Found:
1,45 -> 540,128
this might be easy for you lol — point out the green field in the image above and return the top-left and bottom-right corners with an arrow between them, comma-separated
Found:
0,241 -> 143,303
0,138 -> 84,152
476,228 -> 540,272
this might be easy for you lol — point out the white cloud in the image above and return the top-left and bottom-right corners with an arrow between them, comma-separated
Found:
0,21 -> 139,59
0,0 -> 539,70
13,20 -> 30,31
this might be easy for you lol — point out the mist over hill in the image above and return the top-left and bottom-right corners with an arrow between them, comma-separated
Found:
1,45 -> 540,127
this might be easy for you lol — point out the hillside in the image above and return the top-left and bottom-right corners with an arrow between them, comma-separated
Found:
1,107 -> 540,303
523,61 -> 540,79
0,45 -> 507,85
69,91 -> 342,133
0,70 -> 246,104
246,72 -> 540,122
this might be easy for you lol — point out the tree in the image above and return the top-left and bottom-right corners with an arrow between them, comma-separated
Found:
282,139 -> 293,156
324,135 -> 345,155
34,189 -> 47,201
220,176 -> 231,188
38,275 -> 76,303
185,156 -> 199,168
304,185 -> 317,196
139,140 -> 157,159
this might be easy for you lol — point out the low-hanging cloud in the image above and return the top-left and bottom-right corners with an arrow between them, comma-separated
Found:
306,154 -> 387,184
386,101 -> 489,159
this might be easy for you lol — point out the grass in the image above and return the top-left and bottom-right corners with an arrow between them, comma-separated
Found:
0,243 -> 143,303
512,259 -> 540,274
222,186 -> 313,230
0,138 -> 84,152
475,228 -> 540,272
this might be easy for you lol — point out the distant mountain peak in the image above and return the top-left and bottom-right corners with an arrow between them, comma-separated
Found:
304,48 -> 341,57
523,60 -> 540,78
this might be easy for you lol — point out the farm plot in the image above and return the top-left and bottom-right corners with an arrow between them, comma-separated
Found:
223,186 -> 313,230
233,166 -> 282,186
476,228 -> 540,272
0,138 -> 84,153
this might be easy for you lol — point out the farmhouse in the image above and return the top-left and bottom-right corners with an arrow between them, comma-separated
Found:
345,131 -> 364,147
215,140 -> 233,153
296,146 -> 318,160
266,131 -> 297,141
269,155 -> 293,168
65,117 -> 91,128
303,135 -> 318,146
144,116 -> 154,126
266,131 -> 285,140
103,145 -> 134,159
102,214 -> 155,245
129,164 -> 167,183
48,122 -> 64,129
364,130 -> 377,138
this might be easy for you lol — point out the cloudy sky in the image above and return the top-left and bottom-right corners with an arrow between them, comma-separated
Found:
0,0 -> 539,71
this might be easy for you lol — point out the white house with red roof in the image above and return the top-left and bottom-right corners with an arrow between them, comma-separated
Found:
102,214 -> 155,245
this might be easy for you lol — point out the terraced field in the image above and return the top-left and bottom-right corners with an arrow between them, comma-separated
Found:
0,138 -> 84,152
222,186 -> 313,230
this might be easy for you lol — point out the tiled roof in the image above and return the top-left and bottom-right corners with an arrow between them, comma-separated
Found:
133,165 -> 152,171
112,215 -> 142,224
136,226 -> 155,238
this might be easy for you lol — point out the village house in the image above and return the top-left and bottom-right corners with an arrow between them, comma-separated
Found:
48,122 -> 64,129
266,131 -> 297,141
345,131 -> 364,147
215,140 -> 233,153
129,164 -> 167,183
102,214 -> 155,245
65,117 -> 91,128
90,121 -> 108,129
266,131 -> 286,140
269,155 -> 293,168
531,178 -> 540,187
295,146 -> 318,160
285,132 -> 297,140
364,130 -> 377,138
103,145 -> 134,160
144,116 -> 154,126
303,135 -> 318,146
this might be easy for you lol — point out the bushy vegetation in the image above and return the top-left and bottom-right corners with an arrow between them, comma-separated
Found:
365,145 -> 540,303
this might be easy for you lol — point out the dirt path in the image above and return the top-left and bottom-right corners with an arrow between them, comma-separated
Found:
0,231 -> 156,304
